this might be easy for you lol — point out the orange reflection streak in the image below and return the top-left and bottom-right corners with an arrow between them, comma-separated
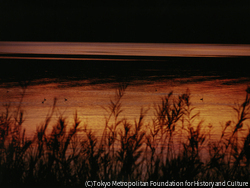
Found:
0,56 -> 156,61
1,42 -> 250,57
1,80 -> 249,141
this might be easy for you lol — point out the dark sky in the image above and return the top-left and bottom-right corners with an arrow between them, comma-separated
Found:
1,0 -> 250,43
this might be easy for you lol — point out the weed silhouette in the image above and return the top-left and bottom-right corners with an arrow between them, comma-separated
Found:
0,84 -> 250,187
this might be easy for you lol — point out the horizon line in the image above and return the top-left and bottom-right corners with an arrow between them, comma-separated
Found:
1,42 -> 250,58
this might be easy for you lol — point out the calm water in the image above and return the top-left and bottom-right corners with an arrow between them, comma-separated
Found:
0,76 -> 249,140
0,42 -> 250,140
1,42 -> 250,57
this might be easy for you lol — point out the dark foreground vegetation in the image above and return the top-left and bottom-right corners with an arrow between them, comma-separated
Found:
0,83 -> 250,187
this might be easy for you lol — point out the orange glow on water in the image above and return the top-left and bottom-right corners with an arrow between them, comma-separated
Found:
1,79 -> 249,141
0,42 -> 250,143
1,42 -> 250,57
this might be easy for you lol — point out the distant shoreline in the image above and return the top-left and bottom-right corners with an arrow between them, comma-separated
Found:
0,53 -> 250,61
0,53 -> 167,61
0,56 -> 250,87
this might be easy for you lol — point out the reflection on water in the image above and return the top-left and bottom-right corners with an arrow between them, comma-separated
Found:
0,76 -> 249,140
1,43 -> 250,184
0,42 -> 250,140
1,42 -> 250,57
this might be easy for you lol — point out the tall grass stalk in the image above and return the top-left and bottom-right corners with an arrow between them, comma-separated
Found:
0,84 -> 250,186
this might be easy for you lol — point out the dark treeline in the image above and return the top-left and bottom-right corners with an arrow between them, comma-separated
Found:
1,0 -> 250,43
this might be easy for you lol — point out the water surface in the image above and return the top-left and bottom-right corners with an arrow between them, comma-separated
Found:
1,42 -> 250,57
0,42 -> 250,141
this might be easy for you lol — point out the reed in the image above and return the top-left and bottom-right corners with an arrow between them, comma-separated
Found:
0,84 -> 249,187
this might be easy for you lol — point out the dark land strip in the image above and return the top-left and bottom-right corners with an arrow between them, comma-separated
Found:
0,55 -> 249,87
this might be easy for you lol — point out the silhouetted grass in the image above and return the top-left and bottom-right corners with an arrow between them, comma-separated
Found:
0,84 -> 250,187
